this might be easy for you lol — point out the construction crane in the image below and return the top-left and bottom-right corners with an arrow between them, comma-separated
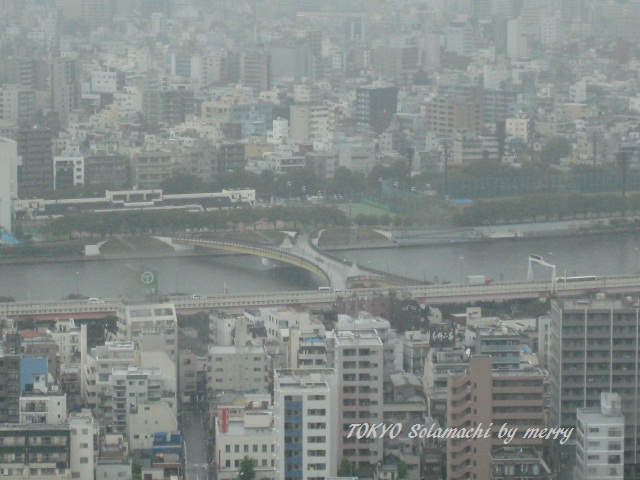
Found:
527,254 -> 557,293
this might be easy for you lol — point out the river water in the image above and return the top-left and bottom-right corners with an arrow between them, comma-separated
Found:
1,231 -> 638,301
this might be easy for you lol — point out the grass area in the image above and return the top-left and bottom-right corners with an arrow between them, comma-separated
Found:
99,238 -> 132,254
335,202 -> 394,218
200,230 -> 286,244
125,236 -> 174,252
318,227 -> 390,246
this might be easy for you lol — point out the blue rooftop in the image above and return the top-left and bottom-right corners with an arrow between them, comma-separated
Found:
0,233 -> 20,245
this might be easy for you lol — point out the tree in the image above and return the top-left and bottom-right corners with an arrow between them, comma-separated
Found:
132,460 -> 142,480
539,137 -> 572,164
338,458 -> 355,477
238,456 -> 256,480
397,460 -> 409,480
160,174 -> 208,194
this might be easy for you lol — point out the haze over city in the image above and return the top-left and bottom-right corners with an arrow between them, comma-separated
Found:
2,1 -> 640,479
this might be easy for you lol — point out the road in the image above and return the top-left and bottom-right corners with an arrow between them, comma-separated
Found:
182,404 -> 210,480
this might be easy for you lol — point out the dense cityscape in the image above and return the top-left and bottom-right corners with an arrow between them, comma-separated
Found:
2,1 -> 640,479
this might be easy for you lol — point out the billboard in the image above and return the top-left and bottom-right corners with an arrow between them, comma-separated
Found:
429,324 -> 455,347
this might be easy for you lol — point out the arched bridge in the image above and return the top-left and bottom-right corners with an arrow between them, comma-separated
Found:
172,235 -> 336,286
169,233 -> 423,291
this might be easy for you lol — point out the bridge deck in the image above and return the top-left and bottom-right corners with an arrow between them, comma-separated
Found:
2,274 -> 640,319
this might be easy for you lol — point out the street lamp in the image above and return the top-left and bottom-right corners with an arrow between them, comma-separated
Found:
459,256 -> 465,284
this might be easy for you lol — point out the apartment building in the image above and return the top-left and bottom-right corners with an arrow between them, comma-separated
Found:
266,310 -> 323,343
549,298 -> 640,479
0,424 -> 71,479
274,369 -> 338,480
290,104 -> 330,143
19,391 -> 67,425
240,50 -> 271,94
207,345 -> 270,394
81,339 -> 139,417
334,331 -> 384,472
355,86 -> 398,135
575,393 -> 625,480
214,403 -> 276,480
425,94 -> 482,137
68,412 -> 95,480
452,130 -> 484,166
288,330 -> 328,369
84,154 -> 130,188
51,319 -> 81,369
0,136 -> 20,234
465,322 -> 522,370
116,303 -> 178,362
446,356 -> 546,480
0,353 -> 21,424
131,151 -> 173,190
17,125 -> 53,197
0,84 -> 35,126
110,365 -> 177,436
53,156 -> 84,190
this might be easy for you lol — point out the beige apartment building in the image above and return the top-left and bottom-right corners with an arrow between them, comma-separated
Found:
446,356 -> 547,480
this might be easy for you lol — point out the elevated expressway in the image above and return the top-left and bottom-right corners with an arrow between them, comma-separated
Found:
3,274 -> 640,320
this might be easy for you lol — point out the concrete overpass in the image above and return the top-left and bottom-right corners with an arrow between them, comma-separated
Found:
3,274 -> 640,320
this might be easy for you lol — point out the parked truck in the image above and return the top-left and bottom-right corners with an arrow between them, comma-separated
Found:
467,275 -> 492,285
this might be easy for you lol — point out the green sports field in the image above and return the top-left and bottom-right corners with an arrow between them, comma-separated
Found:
335,202 -> 392,217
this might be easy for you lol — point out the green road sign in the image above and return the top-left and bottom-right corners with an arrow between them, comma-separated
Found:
139,270 -> 158,295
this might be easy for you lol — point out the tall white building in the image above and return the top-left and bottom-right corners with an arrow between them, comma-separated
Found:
445,22 -> 472,57
334,330 -> 384,471
0,137 -> 20,234
69,412 -> 95,480
81,338 -> 139,414
540,11 -> 562,46
289,104 -> 330,143
274,369 -> 338,480
507,18 -> 528,59
51,319 -> 81,368
575,393 -> 625,480
0,84 -> 35,125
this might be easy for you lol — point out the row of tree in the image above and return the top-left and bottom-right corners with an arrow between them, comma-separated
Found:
0,241 -> 86,259
455,192 -> 640,226
42,204 -> 416,239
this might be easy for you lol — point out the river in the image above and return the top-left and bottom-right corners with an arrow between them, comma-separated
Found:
1,231 -> 639,301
